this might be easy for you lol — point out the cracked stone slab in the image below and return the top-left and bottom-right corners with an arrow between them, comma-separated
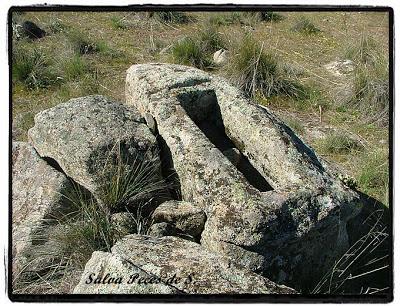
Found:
125,63 -> 364,290
73,235 -> 296,294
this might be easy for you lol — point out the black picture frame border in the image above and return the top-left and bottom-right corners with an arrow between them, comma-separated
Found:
7,3 -> 394,303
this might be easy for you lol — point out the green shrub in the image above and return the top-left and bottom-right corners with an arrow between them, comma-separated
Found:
12,46 -> 58,89
207,12 -> 242,26
172,37 -> 211,69
291,16 -> 320,34
317,132 -> 363,155
225,35 -> 305,98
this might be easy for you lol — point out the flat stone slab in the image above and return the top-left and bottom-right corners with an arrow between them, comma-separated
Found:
125,63 -> 364,290
28,95 -> 159,203
73,235 -> 296,294
12,141 -> 72,277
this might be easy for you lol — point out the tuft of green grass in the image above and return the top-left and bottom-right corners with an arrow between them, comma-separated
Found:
291,16 -> 321,34
312,209 -> 389,294
149,11 -> 191,24
198,25 -> 225,53
13,145 -> 170,293
110,16 -> 128,30
66,30 -> 104,55
171,37 -> 211,69
61,55 -> 90,81
356,149 -> 389,205
12,45 -> 59,89
99,143 -> 169,212
224,35 -> 305,99
316,132 -> 363,155
48,18 -> 68,34
285,117 -> 305,134
340,35 -> 389,127
206,12 -> 242,26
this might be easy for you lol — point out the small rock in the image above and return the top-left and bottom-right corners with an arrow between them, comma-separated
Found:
324,59 -> 354,76
111,212 -> 136,239
152,200 -> 206,237
213,49 -> 229,66
147,222 -> 177,237
21,21 -> 46,39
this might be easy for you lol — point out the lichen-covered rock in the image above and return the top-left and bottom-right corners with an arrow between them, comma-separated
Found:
12,141 -> 72,276
73,235 -> 296,294
152,200 -> 206,237
125,63 -> 364,290
73,251 -> 179,294
111,212 -> 136,239
147,222 -> 177,238
28,95 -> 159,203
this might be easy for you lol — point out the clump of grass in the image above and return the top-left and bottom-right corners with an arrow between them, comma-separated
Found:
61,55 -> 90,81
340,35 -> 389,127
207,12 -> 242,26
48,18 -> 68,34
285,117 -> 305,134
110,16 -> 128,30
241,11 -> 284,24
312,209 -> 390,294
13,145 -> 170,293
12,45 -> 59,89
356,149 -> 389,205
149,11 -> 190,24
171,37 -> 211,69
198,25 -> 225,53
317,132 -> 363,155
291,16 -> 320,34
99,143 -> 169,212
66,30 -> 103,55
171,22 -> 226,69
224,35 -> 305,99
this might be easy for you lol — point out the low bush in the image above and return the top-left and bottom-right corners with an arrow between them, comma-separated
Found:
316,132 -> 363,155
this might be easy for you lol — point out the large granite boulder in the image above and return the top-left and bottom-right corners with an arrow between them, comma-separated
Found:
12,141 -> 72,276
125,63 -> 364,290
28,95 -> 160,205
152,200 -> 206,237
73,235 -> 296,294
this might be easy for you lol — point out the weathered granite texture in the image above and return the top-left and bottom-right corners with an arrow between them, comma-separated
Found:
73,235 -> 296,294
28,95 -> 159,204
152,200 -> 206,237
125,63 -> 364,290
12,141 -> 72,276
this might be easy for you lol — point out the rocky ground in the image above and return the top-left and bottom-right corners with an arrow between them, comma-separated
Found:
11,10 -> 391,297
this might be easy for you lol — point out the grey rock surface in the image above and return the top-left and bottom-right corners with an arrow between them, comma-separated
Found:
28,95 -> 159,203
12,141 -> 72,276
125,63 -> 364,290
152,200 -> 206,237
147,222 -> 177,238
74,235 -> 296,294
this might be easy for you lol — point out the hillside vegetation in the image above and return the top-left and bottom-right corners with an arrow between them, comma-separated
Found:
11,10 -> 390,205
